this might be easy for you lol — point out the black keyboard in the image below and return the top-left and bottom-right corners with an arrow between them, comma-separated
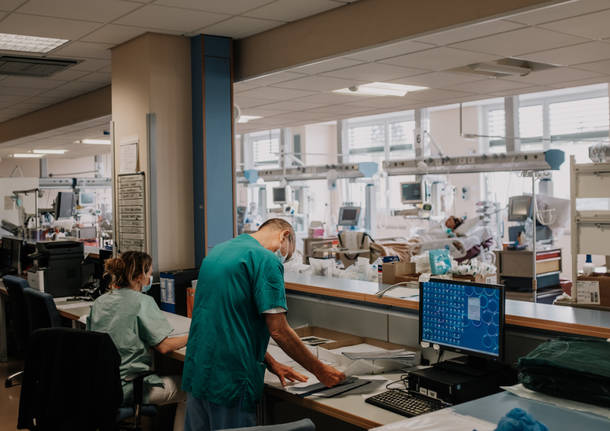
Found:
365,390 -> 445,417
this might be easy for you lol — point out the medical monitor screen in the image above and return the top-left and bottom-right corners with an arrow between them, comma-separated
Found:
338,207 -> 360,226
508,195 -> 532,221
419,279 -> 504,359
55,192 -> 74,219
272,187 -> 286,203
401,182 -> 422,204
79,192 -> 95,206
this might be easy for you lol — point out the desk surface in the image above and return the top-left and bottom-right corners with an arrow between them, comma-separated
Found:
284,273 -> 610,339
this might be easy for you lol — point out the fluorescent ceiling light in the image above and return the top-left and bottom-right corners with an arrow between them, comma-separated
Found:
33,149 -> 67,154
77,139 -> 111,145
13,153 -> 42,158
333,82 -> 428,97
238,115 -> 262,124
0,33 -> 68,53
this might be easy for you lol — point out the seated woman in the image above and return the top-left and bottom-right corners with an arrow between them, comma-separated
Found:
87,251 -> 187,431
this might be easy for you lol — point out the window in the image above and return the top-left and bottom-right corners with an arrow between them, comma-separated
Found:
549,97 -> 608,139
250,129 -> 281,167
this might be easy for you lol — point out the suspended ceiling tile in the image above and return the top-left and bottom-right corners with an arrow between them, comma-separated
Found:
547,76 -> 610,88
344,40 -> 433,62
233,95 -> 273,108
245,0 -> 344,22
78,71 -> 112,83
116,4 -> 228,32
49,41 -> 113,60
456,78 -> 532,94
391,71 -> 487,88
1,76 -> 65,89
450,27 -> 587,57
540,9 -> 610,40
505,0 -> 610,25
413,20 -> 525,46
70,59 -> 110,72
250,100 -> 324,112
292,92 -> 374,105
198,16 -> 283,39
0,85 -> 45,96
344,96 -> 408,109
322,62 -> 424,81
16,0 -> 141,23
235,71 -> 307,92
519,41 -> 610,66
305,103 -> 370,115
81,24 -> 150,45
273,75 -> 364,92
402,88 -> 475,102
154,0 -> 275,15
0,13 -> 101,40
237,86 -> 316,100
291,57 -> 363,75
380,47 -> 498,71
44,68 -> 90,82
573,58 -> 610,74
502,67 -> 603,85
239,108 -> 285,117
0,0 -> 25,11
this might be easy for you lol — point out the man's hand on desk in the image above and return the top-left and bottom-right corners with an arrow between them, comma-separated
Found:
265,355 -> 309,386
264,313 -> 346,388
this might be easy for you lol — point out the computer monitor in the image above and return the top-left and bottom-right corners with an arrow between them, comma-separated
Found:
508,195 -> 532,222
401,182 -> 423,204
272,187 -> 286,204
55,191 -> 75,219
419,279 -> 504,360
79,191 -> 95,207
338,206 -> 361,226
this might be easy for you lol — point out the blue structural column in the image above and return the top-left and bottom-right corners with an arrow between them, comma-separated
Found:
191,35 -> 235,264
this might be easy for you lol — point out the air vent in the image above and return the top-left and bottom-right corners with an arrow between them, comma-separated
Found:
0,55 -> 78,77
451,58 -> 558,78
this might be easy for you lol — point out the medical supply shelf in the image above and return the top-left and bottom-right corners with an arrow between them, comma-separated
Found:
570,157 -> 610,299
283,273 -> 610,339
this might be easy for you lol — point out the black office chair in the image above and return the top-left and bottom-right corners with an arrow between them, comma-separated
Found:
221,419 -> 315,431
3,275 -> 31,388
17,327 -> 157,431
22,288 -> 63,332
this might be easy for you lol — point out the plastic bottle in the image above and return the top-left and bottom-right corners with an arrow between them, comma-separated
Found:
583,254 -> 594,276
377,258 -> 383,290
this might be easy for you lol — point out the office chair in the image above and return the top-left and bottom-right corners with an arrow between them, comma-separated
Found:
17,327 -> 158,431
221,419 -> 315,431
22,288 -> 63,331
3,275 -> 30,388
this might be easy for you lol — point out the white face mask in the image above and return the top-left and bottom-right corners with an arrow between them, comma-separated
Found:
275,237 -> 288,264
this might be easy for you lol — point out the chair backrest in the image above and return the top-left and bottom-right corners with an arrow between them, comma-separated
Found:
3,275 -> 30,350
23,288 -> 63,332
18,327 -> 123,431
222,419 -> 316,431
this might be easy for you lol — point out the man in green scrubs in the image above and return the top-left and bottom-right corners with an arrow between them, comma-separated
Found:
183,218 -> 345,430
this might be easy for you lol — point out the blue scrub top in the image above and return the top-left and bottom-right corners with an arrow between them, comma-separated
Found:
182,234 -> 287,410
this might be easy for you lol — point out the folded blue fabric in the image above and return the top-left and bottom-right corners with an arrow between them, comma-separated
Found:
494,408 -> 548,431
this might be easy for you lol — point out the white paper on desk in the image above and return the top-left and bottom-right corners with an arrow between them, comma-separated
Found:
502,384 -> 610,420
382,286 -> 419,299
370,410 -> 495,431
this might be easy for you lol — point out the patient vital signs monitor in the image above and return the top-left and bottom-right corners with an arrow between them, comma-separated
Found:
419,279 -> 504,359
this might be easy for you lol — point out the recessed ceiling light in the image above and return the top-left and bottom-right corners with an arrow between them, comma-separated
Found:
33,149 -> 67,154
77,139 -> 111,145
13,153 -> 42,158
238,115 -> 263,124
333,82 -> 428,97
0,33 -> 68,53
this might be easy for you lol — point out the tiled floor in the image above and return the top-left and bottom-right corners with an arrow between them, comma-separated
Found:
0,359 -> 23,431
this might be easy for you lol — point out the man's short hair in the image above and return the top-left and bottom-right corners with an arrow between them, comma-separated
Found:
259,218 -> 295,244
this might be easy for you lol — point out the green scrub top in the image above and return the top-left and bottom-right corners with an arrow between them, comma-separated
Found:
182,234 -> 287,410
87,287 -> 173,401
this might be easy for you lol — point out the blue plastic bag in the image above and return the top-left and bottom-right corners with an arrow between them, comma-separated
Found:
429,248 -> 451,275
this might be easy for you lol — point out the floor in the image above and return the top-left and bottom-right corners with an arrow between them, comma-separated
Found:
0,359 -> 22,431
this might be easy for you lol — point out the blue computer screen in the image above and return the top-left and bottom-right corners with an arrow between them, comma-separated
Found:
421,280 -> 501,357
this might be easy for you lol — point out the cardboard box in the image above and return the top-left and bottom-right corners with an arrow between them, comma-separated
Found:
382,261 -> 416,284
576,274 -> 610,306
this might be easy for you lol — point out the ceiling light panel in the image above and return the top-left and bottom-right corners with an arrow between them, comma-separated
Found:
13,153 -> 42,158
334,82 -> 428,97
32,149 -> 67,154
79,139 -> 111,145
0,33 -> 68,53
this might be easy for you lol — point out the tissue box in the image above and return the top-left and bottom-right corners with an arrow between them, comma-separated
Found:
382,261 -> 416,284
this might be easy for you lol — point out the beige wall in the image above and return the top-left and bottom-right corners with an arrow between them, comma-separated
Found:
112,33 -> 194,271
